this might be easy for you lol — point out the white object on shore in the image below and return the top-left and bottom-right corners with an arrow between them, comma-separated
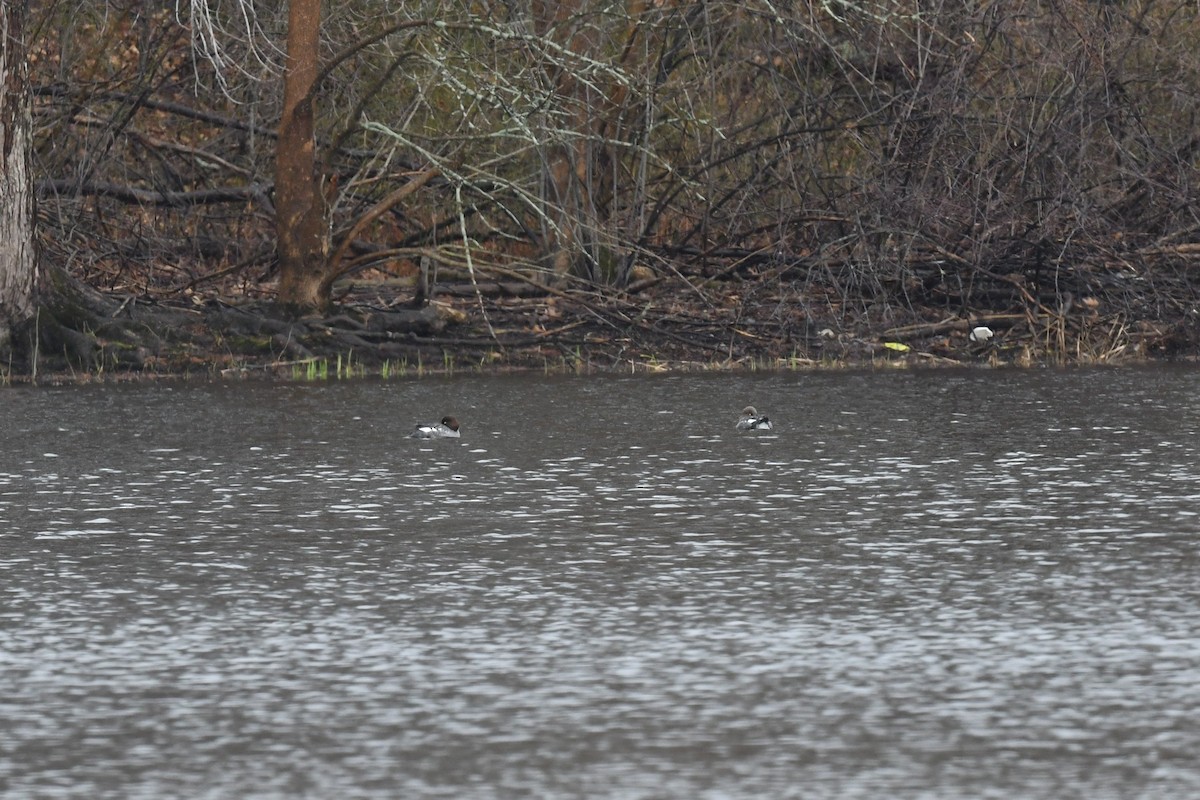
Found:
969,326 -> 994,343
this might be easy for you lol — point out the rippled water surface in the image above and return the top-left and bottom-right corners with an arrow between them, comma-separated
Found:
3,368 -> 1200,798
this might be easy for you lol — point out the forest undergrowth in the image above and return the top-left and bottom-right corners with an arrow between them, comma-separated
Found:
11,238 -> 1200,384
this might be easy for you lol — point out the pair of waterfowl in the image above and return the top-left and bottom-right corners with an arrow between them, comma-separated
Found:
409,406 -> 772,439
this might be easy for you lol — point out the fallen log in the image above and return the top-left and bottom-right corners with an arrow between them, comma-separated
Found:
881,314 -> 1025,341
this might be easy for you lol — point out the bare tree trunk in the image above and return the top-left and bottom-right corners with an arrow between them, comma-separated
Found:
275,0 -> 330,312
0,0 -> 37,348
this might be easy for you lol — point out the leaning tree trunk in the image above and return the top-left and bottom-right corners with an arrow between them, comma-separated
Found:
275,0 -> 330,313
0,0 -> 37,350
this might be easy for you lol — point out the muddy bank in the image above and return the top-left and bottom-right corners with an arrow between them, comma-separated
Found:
7,250 -> 1200,383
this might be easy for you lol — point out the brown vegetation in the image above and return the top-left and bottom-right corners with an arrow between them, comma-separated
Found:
11,0 -> 1200,378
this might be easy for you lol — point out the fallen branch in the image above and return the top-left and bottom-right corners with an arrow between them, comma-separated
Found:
222,358 -> 322,375
326,167 -> 441,281
881,313 -> 1025,341
38,179 -> 269,208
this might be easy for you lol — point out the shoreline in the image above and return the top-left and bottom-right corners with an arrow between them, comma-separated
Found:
4,338 -> 1190,387
6,262 -> 1198,385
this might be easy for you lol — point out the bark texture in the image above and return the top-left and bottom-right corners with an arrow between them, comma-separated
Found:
274,0 -> 330,312
0,0 -> 37,341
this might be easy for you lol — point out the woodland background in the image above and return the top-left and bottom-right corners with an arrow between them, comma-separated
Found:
20,0 -> 1200,372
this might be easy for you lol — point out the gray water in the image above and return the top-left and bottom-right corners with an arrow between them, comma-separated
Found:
3,368 -> 1200,799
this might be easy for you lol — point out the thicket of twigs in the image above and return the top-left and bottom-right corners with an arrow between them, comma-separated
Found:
26,0 -> 1200,366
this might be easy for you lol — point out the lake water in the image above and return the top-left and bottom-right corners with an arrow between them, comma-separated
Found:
3,367 -> 1200,799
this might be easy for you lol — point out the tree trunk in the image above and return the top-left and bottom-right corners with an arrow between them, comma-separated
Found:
275,0 -> 330,313
0,0 -> 37,350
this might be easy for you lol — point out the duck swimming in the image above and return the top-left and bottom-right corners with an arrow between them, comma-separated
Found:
409,416 -> 461,439
736,406 -> 772,431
